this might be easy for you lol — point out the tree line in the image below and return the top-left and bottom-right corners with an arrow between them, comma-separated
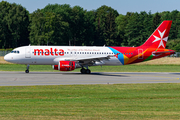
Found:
1,1 -> 180,51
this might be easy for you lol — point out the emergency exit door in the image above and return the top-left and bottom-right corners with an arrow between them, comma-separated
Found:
25,48 -> 31,58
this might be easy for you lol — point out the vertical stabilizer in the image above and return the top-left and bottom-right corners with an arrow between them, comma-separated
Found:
140,20 -> 172,49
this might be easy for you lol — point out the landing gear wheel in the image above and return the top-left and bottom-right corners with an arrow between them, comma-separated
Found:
85,69 -> 91,74
25,64 -> 30,73
80,68 -> 86,74
25,70 -> 29,73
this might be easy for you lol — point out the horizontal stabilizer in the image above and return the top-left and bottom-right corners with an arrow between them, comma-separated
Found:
152,51 -> 175,56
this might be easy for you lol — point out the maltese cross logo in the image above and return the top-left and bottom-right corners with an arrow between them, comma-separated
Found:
152,29 -> 168,48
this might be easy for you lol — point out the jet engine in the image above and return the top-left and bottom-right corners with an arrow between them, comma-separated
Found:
53,61 -> 76,71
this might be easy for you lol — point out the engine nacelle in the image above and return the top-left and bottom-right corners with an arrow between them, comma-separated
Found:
53,61 -> 76,71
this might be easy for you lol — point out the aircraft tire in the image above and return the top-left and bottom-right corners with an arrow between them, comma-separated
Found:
80,68 -> 86,74
25,70 -> 29,73
86,69 -> 91,74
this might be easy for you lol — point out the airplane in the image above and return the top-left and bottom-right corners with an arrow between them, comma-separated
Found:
4,20 -> 175,74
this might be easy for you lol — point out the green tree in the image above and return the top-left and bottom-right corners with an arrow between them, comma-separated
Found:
140,11 -> 153,44
82,10 -> 96,45
152,12 -> 161,30
0,1 -> 29,48
7,3 -> 30,48
115,14 -> 126,46
116,12 -> 134,46
0,1 -> 11,48
41,4 -> 73,45
125,12 -> 141,46
69,6 -> 86,46
176,12 -> 180,38
166,39 -> 180,52
94,5 -> 119,46
29,9 -> 45,45
161,10 -> 179,39
51,14 -> 69,45
124,11 -> 153,47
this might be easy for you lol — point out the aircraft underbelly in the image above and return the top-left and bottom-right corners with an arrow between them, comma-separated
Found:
103,57 -> 123,65
21,58 -> 54,65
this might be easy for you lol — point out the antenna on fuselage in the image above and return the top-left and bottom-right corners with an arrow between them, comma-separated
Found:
29,44 -> 31,46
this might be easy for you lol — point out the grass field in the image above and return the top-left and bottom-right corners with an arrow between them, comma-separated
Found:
1,57 -> 180,119
0,84 -> 180,119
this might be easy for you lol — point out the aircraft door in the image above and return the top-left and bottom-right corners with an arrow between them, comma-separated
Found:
25,47 -> 31,58
138,49 -> 143,59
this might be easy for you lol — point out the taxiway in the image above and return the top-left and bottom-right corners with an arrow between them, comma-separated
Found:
0,72 -> 180,86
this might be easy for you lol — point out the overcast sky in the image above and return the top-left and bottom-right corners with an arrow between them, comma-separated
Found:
3,0 -> 180,14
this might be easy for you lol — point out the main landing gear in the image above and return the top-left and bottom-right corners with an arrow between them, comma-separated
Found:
25,64 -> 29,73
80,68 -> 91,74
80,65 -> 91,74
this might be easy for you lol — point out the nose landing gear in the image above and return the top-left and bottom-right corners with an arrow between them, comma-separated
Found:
25,65 -> 29,73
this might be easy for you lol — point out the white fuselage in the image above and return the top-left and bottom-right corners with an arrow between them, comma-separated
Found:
4,46 -> 122,66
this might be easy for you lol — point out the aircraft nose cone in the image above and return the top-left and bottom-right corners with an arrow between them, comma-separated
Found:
4,55 -> 8,61
4,54 -> 12,62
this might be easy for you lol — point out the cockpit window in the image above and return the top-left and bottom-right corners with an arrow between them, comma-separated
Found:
11,50 -> 20,54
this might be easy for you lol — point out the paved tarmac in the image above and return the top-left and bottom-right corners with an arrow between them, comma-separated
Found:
0,71 -> 180,86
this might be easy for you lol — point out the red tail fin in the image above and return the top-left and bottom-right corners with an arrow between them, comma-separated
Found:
140,20 -> 172,49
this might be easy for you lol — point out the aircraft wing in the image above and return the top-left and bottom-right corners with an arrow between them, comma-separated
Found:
74,55 -> 113,61
74,55 -> 114,65
53,55 -> 114,65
